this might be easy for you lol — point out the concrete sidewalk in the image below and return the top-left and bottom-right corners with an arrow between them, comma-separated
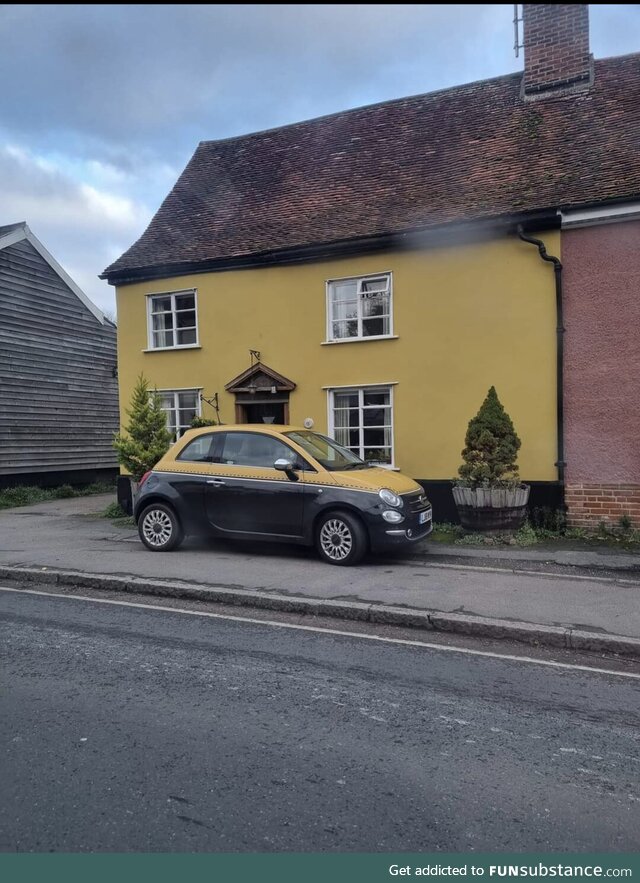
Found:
1,493 -> 639,657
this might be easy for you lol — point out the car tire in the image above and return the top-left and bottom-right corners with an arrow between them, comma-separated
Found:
138,503 -> 184,552
315,510 -> 367,566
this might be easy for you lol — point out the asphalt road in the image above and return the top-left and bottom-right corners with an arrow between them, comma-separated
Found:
1,588 -> 639,852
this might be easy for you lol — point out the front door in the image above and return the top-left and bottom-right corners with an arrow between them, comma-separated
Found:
204,431 -> 304,538
241,401 -> 285,424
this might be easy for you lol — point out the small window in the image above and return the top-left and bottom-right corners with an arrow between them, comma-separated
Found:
158,389 -> 201,440
327,273 -> 392,341
177,434 -> 215,462
329,386 -> 394,466
216,432 -> 297,468
148,290 -> 198,349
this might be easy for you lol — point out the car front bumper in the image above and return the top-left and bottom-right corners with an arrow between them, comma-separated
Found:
366,508 -> 433,552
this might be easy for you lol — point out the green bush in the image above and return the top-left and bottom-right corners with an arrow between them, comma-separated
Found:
52,484 -> 75,499
456,386 -> 522,488
0,486 -> 39,508
190,416 -> 217,429
103,501 -> 128,519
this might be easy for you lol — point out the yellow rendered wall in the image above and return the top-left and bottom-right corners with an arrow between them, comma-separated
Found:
115,232 -> 559,480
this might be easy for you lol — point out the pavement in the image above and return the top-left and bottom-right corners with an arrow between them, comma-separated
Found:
1,493 -> 639,658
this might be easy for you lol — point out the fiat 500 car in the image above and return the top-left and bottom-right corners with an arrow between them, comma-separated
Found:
134,425 -> 432,566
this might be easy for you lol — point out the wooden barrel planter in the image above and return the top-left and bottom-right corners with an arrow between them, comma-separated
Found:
452,485 -> 530,532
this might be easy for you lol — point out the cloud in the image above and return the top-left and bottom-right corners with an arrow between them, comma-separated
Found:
0,142 -> 154,312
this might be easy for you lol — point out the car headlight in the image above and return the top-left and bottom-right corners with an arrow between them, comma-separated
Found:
379,487 -> 402,508
382,509 -> 404,523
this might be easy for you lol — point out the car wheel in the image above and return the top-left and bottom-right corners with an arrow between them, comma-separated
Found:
138,503 -> 183,552
315,510 -> 367,566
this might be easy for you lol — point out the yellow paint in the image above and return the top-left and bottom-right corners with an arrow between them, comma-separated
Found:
116,232 -> 560,480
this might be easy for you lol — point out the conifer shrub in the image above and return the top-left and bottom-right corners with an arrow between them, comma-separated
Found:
113,374 -> 172,482
456,386 -> 522,488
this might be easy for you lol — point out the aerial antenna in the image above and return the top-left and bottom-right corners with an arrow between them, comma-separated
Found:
513,4 -> 524,58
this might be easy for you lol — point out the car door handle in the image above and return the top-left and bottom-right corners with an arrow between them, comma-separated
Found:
206,479 -> 226,486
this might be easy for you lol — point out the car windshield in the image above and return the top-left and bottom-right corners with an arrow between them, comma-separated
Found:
284,431 -> 369,472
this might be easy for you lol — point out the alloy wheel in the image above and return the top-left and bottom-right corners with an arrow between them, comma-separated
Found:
142,508 -> 174,547
319,518 -> 353,561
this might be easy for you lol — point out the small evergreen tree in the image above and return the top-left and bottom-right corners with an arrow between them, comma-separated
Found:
457,386 -> 522,487
113,374 -> 172,482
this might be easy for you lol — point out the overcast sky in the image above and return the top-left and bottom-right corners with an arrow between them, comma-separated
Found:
1,4 -> 639,317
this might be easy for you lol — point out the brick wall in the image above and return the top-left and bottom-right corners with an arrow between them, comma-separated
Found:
565,484 -> 640,529
523,4 -> 591,96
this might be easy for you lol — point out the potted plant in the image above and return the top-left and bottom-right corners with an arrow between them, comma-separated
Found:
113,374 -> 172,512
452,386 -> 530,531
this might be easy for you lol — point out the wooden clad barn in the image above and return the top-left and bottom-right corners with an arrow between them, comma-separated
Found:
0,222 -> 119,487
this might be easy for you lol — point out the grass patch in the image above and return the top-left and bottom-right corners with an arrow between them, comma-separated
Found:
0,481 -> 115,510
102,500 -> 135,526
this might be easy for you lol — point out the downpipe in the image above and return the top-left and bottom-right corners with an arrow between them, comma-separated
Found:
516,225 -> 566,516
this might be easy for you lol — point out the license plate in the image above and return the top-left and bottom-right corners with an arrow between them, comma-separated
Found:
419,510 -> 432,525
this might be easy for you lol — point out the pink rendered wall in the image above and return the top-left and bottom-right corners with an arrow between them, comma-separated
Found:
563,221 -> 640,484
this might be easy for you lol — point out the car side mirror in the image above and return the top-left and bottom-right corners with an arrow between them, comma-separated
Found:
274,458 -> 296,472
274,458 -> 300,481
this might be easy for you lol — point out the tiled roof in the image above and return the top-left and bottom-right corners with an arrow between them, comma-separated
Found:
104,54 -> 640,282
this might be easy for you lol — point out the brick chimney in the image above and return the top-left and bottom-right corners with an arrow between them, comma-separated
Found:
523,4 -> 592,98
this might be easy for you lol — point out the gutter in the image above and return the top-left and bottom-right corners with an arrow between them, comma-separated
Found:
102,208 -> 560,286
516,226 -> 566,511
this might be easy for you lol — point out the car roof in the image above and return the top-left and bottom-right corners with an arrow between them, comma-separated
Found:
180,424 -> 307,440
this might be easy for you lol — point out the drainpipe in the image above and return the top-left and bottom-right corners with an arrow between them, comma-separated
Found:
516,225 -> 566,513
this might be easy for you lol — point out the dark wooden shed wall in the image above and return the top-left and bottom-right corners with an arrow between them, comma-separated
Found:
0,238 -> 119,476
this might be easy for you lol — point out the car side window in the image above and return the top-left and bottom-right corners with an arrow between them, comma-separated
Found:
176,434 -> 215,462
214,432 -> 299,468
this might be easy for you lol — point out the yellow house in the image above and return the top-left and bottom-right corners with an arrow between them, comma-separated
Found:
102,5 -> 640,522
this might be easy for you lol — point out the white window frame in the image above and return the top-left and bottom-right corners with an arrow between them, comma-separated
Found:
157,387 -> 202,440
146,289 -> 199,350
325,272 -> 393,343
327,383 -> 396,468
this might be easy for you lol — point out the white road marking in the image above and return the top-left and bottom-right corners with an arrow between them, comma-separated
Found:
1,584 -> 640,681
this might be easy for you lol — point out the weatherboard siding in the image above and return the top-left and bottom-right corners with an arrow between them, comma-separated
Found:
0,239 -> 118,476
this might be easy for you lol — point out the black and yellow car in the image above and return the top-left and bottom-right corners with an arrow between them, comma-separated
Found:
134,425 -> 432,566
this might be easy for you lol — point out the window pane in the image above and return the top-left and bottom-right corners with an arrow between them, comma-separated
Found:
176,310 -> 196,329
177,327 -> 197,345
362,316 -> 389,337
219,432 -> 293,468
362,295 -> 389,318
175,293 -> 195,311
178,392 -> 199,409
363,407 -> 390,427
178,408 -> 197,429
364,448 -> 392,465
150,295 -> 172,313
363,427 -> 392,447
153,329 -> 174,348
330,280 -> 358,302
332,321 -> 357,339
178,435 -> 214,462
331,300 -> 358,322
361,277 -> 389,294
364,390 -> 389,406
334,393 -> 359,408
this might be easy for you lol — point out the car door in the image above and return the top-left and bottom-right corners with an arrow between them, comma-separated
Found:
204,431 -> 306,538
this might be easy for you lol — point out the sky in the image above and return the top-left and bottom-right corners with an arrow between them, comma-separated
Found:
1,4 -> 639,319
